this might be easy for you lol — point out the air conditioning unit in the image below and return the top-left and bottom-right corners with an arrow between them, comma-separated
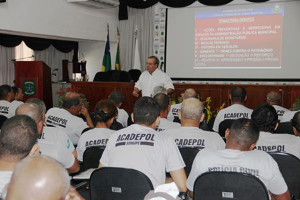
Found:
67,0 -> 119,9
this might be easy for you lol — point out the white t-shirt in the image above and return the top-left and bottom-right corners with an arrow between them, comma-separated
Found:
45,107 -> 88,145
0,171 -> 12,197
186,148 -> 288,195
38,127 -> 75,169
281,110 -> 298,122
10,100 -> 23,113
167,103 -> 181,122
0,100 -> 15,118
100,124 -> 185,188
116,108 -> 128,127
156,118 -> 181,132
272,105 -> 289,122
255,132 -> 300,159
134,69 -> 174,97
76,128 -> 115,161
213,104 -> 253,132
162,126 -> 225,150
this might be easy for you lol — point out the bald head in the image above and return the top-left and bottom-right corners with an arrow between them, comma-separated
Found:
181,98 -> 204,121
266,91 -> 281,105
6,155 -> 70,200
16,103 -> 43,124
183,88 -> 196,100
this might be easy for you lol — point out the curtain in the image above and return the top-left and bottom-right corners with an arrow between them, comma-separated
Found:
34,45 -> 73,82
0,45 -> 15,85
119,6 -> 155,72
15,42 -> 34,61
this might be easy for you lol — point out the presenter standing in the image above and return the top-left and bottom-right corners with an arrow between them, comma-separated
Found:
132,56 -> 174,97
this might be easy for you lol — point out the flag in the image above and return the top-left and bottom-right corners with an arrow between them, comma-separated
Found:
133,26 -> 141,70
101,26 -> 111,72
115,28 -> 121,70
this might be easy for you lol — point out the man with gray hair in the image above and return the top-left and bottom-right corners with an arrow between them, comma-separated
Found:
266,91 -> 289,121
167,88 -> 197,122
16,102 -> 79,174
162,98 -> 225,149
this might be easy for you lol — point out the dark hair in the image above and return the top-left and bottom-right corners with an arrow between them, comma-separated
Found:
62,97 -> 80,109
148,56 -> 159,66
230,86 -> 247,103
153,93 -> 169,111
229,118 -> 259,148
0,84 -> 12,100
109,91 -> 125,105
292,111 -> 300,132
0,115 -> 38,160
91,99 -> 117,125
251,103 -> 278,133
133,97 -> 160,125
12,86 -> 19,96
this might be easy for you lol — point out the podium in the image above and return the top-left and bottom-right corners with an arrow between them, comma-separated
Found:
15,61 -> 53,109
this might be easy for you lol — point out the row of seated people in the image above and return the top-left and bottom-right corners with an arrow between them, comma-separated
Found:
0,83 -> 300,199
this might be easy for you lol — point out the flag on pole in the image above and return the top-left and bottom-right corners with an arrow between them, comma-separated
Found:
101,24 -> 111,72
115,28 -> 121,70
133,25 -> 141,70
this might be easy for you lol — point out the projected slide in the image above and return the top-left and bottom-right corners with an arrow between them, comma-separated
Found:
194,5 -> 284,69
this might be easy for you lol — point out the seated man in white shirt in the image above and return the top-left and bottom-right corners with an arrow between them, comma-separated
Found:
45,92 -> 94,145
0,84 -> 15,118
251,103 -> 300,159
153,93 -> 180,132
99,97 -> 187,192
213,86 -> 253,133
0,115 -> 39,196
187,118 -> 290,200
109,91 -> 129,127
266,91 -> 289,121
281,110 -> 299,123
162,97 -> 225,150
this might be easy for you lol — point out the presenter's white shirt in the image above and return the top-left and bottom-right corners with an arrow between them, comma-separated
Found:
134,69 -> 174,97
273,105 -> 289,121
0,171 -> 12,197
76,128 -> 115,161
213,104 -> 253,132
0,100 -> 15,118
156,118 -> 181,132
45,107 -> 88,145
186,148 -> 288,195
255,131 -> 300,159
116,108 -> 128,127
281,110 -> 298,122
100,124 -> 185,188
162,126 -> 225,150
167,103 -> 181,122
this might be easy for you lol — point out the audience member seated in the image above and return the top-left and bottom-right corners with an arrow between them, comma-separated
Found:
45,92 -> 94,145
99,97 -> 187,192
213,86 -> 253,133
152,86 -> 167,97
76,99 -> 117,162
109,91 -> 129,127
266,91 -> 290,121
5,155 -> 84,200
167,88 -> 197,122
0,85 -> 15,118
186,118 -> 290,200
291,111 -> 300,137
16,102 -> 79,174
10,86 -> 24,111
251,104 -> 300,159
162,98 -> 225,150
154,93 -> 180,132
0,115 -> 39,196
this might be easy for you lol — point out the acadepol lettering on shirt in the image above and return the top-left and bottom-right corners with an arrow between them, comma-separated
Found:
46,115 -> 68,128
255,145 -> 285,152
175,138 -> 205,148
276,110 -> 285,117
0,106 -> 9,114
172,108 -> 180,116
224,113 -> 249,119
208,164 -> 259,176
115,133 -> 155,146
85,139 -> 109,148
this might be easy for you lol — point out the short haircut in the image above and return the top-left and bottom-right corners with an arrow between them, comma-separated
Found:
12,86 -> 19,96
251,103 -> 278,133
0,115 -> 38,160
62,97 -> 80,109
92,99 -> 118,125
292,111 -> 300,132
228,118 -> 260,149
266,91 -> 281,105
230,86 -> 247,103
152,86 -> 167,97
184,88 -> 197,99
26,98 -> 46,114
0,84 -> 12,100
153,93 -> 169,111
16,103 -> 43,124
181,98 -> 204,120
133,97 -> 160,125
109,91 -> 125,105
148,56 -> 159,66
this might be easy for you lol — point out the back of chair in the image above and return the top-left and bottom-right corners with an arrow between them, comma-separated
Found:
179,147 -> 200,177
193,172 -> 269,200
275,122 -> 294,135
268,152 -> 300,199
82,147 -> 105,170
128,69 -> 141,82
0,114 -> 8,129
218,119 -> 235,137
90,167 -> 154,200
93,72 -> 110,82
